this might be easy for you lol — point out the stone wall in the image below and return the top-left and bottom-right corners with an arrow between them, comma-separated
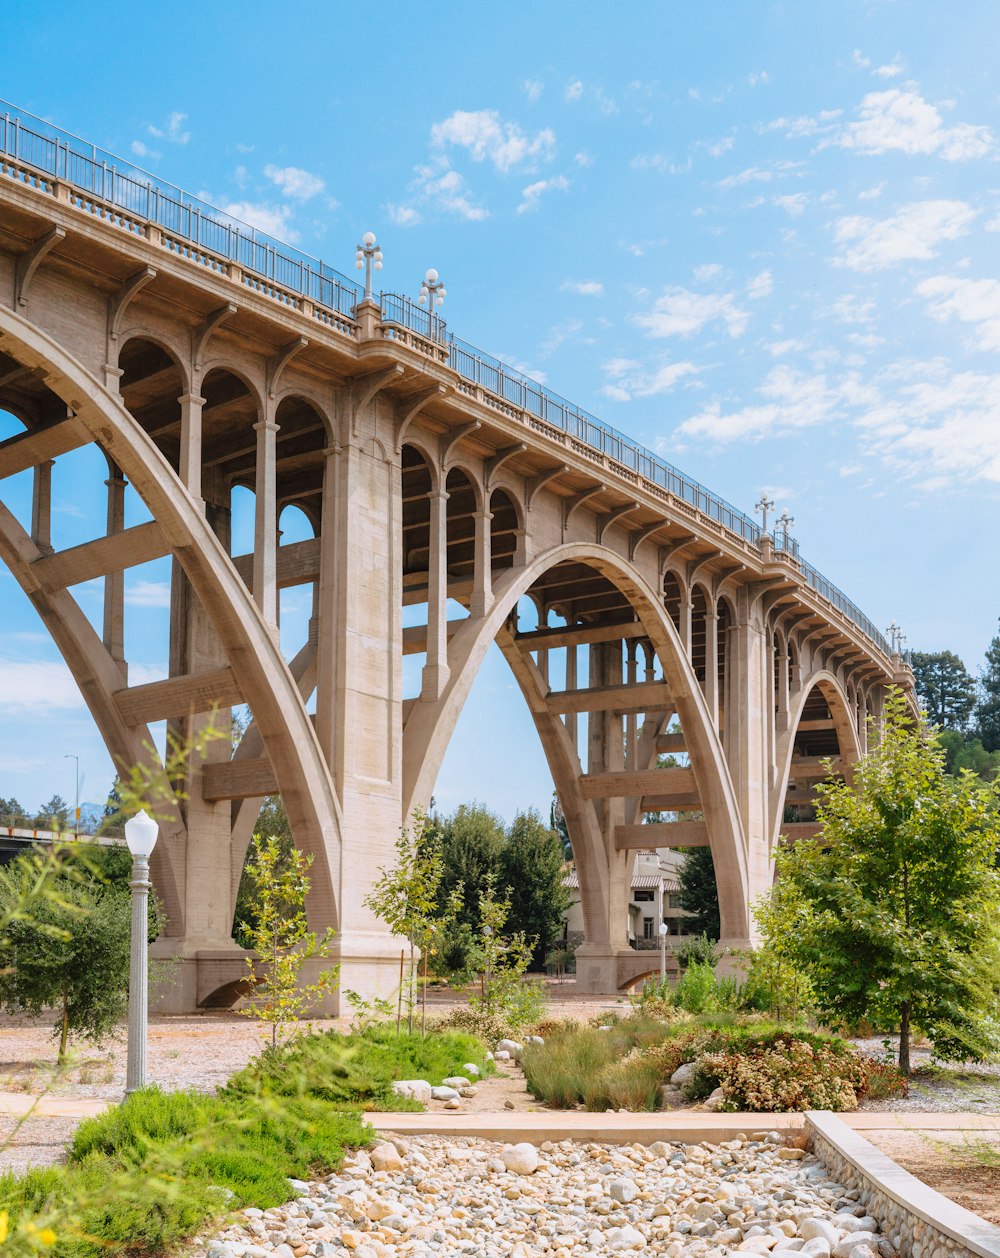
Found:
806,1113 -> 1000,1258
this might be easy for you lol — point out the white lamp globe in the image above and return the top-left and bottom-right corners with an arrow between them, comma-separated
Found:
125,809 -> 159,858
425,268 -> 438,284
362,231 -> 376,247
658,922 -> 668,936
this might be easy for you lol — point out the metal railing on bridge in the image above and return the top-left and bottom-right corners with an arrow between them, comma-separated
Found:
0,99 -> 891,660
0,102 -> 360,318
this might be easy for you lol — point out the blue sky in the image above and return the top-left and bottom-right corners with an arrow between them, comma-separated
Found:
2,1 -> 999,820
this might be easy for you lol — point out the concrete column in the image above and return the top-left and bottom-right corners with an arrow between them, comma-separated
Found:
103,465 -> 127,671
678,587 -> 693,658
470,507 -> 493,617
421,488 -> 450,700
776,651 -> 790,731
704,609 -> 719,730
252,412 -> 279,629
30,459 -> 54,556
625,638 -> 638,771
178,392 -> 206,507
565,642 -> 578,756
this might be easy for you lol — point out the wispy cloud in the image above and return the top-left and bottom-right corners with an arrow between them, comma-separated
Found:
561,280 -> 604,296
125,580 -> 172,609
916,274 -> 1000,352
146,111 -> 190,146
677,365 -> 859,443
524,79 -> 544,102
832,200 -> 976,271
634,286 -> 750,339
517,175 -> 569,214
564,80 -> 584,102
431,110 -> 555,172
213,200 -> 297,240
264,164 -> 325,201
601,357 -> 699,401
746,270 -> 773,299
836,89 -> 993,160
0,659 -> 85,714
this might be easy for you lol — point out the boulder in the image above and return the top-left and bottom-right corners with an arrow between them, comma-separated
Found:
430,1085 -> 461,1101
669,1062 -> 697,1088
391,1079 -> 432,1104
501,1142 -> 539,1175
441,1076 -> 471,1089
704,1086 -> 726,1112
369,1143 -> 404,1173
609,1178 -> 638,1204
525,1035 -> 545,1046
461,1063 -> 480,1076
606,1224 -> 647,1250
496,1039 -> 524,1060
799,1220 -> 840,1247
494,1050 -> 511,1062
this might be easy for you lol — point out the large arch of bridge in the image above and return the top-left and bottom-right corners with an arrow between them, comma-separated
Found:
770,669 -> 862,848
402,541 -> 752,943
0,306 -> 344,929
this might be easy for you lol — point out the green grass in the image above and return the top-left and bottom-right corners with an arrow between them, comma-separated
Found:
225,1024 -> 493,1110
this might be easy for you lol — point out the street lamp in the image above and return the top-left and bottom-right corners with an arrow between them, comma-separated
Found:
64,753 -> 79,839
354,231 -> 383,302
658,921 -> 669,982
754,491 -> 775,535
124,809 -> 158,1096
418,268 -> 446,340
776,509 -> 795,553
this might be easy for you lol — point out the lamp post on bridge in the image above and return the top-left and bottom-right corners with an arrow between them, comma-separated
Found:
754,491 -> 775,536
776,508 -> 795,552
124,808 -> 158,1096
419,268 -> 446,341
886,621 -> 906,657
354,231 -> 383,302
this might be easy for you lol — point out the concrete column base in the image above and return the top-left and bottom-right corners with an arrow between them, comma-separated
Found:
572,943 -> 630,994
716,939 -> 755,979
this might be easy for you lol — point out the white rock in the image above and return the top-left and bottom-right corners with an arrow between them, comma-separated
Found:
391,1079 -> 432,1103
526,1035 -> 545,1046
496,1038 -> 524,1060
669,1062 -> 697,1087
801,1241 -> 832,1258
800,1220 -> 840,1246
431,1085 -> 461,1101
441,1076 -> 471,1089
606,1223 -> 647,1250
461,1063 -> 480,1076
369,1142 -> 404,1172
444,1098 -> 461,1109
704,1085 -> 726,1111
501,1142 -> 539,1175
832,1235 -> 878,1258
494,1050 -> 511,1062
609,1178 -> 638,1204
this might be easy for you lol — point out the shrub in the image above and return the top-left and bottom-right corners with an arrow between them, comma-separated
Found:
432,1006 -> 517,1047
700,1036 -> 867,1111
675,960 -> 720,1013
859,1058 -> 909,1101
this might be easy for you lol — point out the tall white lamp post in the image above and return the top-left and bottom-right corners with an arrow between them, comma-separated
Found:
354,231 -> 383,302
124,808 -> 158,1096
418,268 -> 446,340
659,921 -> 668,983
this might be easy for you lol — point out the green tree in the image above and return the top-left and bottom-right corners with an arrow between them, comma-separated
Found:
677,846 -> 721,940
469,874 -> 544,1028
33,795 -> 70,831
0,852 -> 162,1061
233,796 -> 294,947
364,812 -> 453,1034
0,797 -> 28,826
910,650 -> 977,730
937,730 -> 1000,782
434,802 -> 505,931
763,689 -> 1000,1074
499,810 -> 572,966
239,834 -> 338,1048
977,621 -> 1000,753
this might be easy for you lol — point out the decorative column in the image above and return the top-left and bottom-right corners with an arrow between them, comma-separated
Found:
421,487 -> 450,699
704,607 -> 719,729
564,641 -> 578,755
253,411 -> 279,630
178,391 -> 206,508
470,506 -> 493,617
125,845 -> 151,1094
103,465 -> 127,671
30,459 -> 54,556
625,638 -> 638,770
776,647 -> 790,731
678,587 -> 693,658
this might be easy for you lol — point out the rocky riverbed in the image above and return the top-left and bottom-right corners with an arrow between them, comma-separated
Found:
197,1132 -> 904,1258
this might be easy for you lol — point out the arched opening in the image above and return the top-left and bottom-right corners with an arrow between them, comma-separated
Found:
690,585 -> 708,689
663,570 -> 682,634
716,595 -> 734,737
119,337 -> 185,474
489,487 -> 519,571
445,466 -> 478,604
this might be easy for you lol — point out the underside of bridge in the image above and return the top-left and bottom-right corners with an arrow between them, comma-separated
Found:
0,121 -> 915,1010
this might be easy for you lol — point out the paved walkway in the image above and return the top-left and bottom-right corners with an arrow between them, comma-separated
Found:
0,1092 -> 109,1118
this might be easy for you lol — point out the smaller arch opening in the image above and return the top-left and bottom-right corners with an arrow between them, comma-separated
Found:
489,488 -> 519,571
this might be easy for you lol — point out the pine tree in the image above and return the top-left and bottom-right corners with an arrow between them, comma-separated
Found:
977,621 -> 1000,753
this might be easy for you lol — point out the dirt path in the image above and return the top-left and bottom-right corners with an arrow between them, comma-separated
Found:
865,1127 -> 1000,1224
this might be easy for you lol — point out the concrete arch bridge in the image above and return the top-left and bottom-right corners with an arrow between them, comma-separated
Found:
0,105 -> 914,1008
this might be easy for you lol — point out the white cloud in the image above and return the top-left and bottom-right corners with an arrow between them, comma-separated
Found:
828,294 -> 876,324
717,160 -> 804,189
524,79 -> 544,102
387,203 -> 420,227
693,263 -> 723,282
773,192 -> 809,216
748,71 -> 770,87
125,580 -> 172,608
761,111 -> 842,139
858,182 -> 885,201
517,175 -> 569,214
264,164 -> 325,201
561,280 -> 604,296
707,136 -> 735,158
148,111 -> 190,145
746,270 -> 773,299
215,200 -> 297,240
601,357 -> 699,401
874,56 -> 906,79
0,659 -> 86,714
574,150 -> 593,167
130,139 -> 160,161
416,164 -> 488,221
916,274 -> 1000,352
836,89 -> 993,160
833,200 -> 976,271
852,49 -> 872,70
676,365 -> 853,443
565,80 -> 584,102
431,110 -> 555,173
986,214 -> 1000,233
631,153 -> 692,175
634,286 -> 749,339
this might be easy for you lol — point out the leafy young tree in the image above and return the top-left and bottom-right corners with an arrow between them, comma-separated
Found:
978,620 -> 1000,753
677,846 -> 721,940
910,650 -> 977,731
233,796 -> 294,947
498,809 -> 573,966
765,689 -> 1000,1074
364,812 -> 454,1034
0,851 -> 163,1060
239,834 -> 338,1048
434,802 -> 505,932
469,874 -> 544,1028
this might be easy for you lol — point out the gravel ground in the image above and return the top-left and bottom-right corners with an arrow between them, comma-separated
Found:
201,1132 -> 904,1258
851,1037 -> 1000,1113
